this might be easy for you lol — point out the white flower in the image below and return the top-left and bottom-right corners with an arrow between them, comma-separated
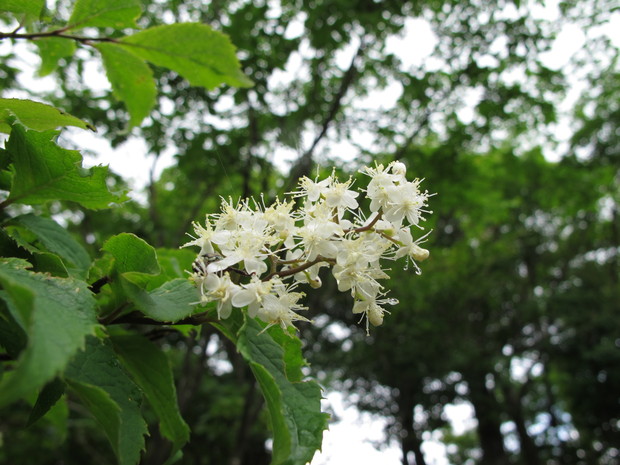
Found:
323,177 -> 359,215
232,276 -> 274,317
263,199 -> 298,247
389,161 -> 407,178
393,228 -> 430,265
181,220 -> 216,255
296,204 -> 343,261
197,272 -> 240,319
257,285 -> 310,331
332,260 -> 388,299
295,175 -> 331,202
352,295 -> 398,334
383,180 -> 428,227
207,222 -> 275,275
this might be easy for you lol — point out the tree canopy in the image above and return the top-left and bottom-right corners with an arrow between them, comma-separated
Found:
0,0 -> 618,464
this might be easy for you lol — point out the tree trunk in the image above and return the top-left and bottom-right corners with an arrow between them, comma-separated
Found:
398,394 -> 427,465
401,433 -> 427,465
502,383 -> 540,465
465,370 -> 510,465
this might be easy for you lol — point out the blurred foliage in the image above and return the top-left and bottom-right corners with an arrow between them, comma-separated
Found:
1,0 -> 618,464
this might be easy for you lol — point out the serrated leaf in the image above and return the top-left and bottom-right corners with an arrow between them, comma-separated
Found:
125,278 -> 199,322
28,377 -> 66,426
9,214 -> 91,278
36,391 -> 69,442
0,258 -> 98,408
123,247 -> 194,290
155,248 -> 196,280
96,43 -> 157,127
0,98 -> 95,133
30,250 -> 70,276
67,0 -> 141,29
111,334 -> 189,451
66,380 -> 121,440
226,314 -> 329,465
0,298 -> 27,357
119,23 -> 253,90
4,124 -> 124,209
66,336 -> 147,465
34,38 -> 76,77
0,0 -> 45,17
102,233 -> 160,275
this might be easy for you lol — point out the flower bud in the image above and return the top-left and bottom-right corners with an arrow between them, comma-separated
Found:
411,244 -> 429,261
368,305 -> 384,326
391,161 -> 407,176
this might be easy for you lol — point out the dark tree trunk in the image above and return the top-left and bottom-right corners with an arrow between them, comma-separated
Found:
398,393 -> 427,465
465,370 -> 510,465
502,383 -> 541,465
401,433 -> 427,465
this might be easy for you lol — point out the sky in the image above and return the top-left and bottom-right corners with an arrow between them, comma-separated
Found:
3,1 -> 620,464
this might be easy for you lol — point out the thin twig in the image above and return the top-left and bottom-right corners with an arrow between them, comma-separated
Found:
0,28 -> 118,45
88,276 -> 111,294
263,255 -> 333,281
347,211 -> 383,234
104,310 -> 215,326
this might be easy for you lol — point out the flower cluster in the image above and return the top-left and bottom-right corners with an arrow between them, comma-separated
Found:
183,161 -> 432,333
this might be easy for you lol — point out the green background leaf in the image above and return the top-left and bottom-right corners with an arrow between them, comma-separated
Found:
96,43 -> 157,127
125,278 -> 199,322
4,124 -> 125,209
111,334 -> 190,450
0,99 -> 94,133
102,235 -> 198,322
34,38 -> 76,77
119,23 -> 253,90
233,315 -> 329,465
67,0 -> 142,29
0,258 -> 98,408
103,233 -> 160,275
0,0 -> 45,17
28,377 -> 66,426
66,336 -> 147,465
8,214 -> 91,278
0,298 -> 27,358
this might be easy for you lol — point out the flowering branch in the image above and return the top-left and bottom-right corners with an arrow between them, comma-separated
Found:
182,161 -> 432,334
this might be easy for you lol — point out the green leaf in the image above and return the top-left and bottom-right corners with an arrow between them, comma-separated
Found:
30,251 -> 70,277
154,248 -> 196,280
119,23 -> 253,90
28,377 -> 66,426
0,258 -> 98,408
34,38 -> 76,77
111,334 -> 190,451
0,98 -> 95,133
0,0 -> 44,17
125,278 -> 199,322
8,214 -> 91,278
96,43 -> 157,128
67,0 -> 141,29
226,314 -> 329,465
102,234 -> 198,321
4,124 -> 125,209
0,298 -> 27,357
66,380 -> 121,442
102,233 -> 160,275
66,336 -> 147,465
